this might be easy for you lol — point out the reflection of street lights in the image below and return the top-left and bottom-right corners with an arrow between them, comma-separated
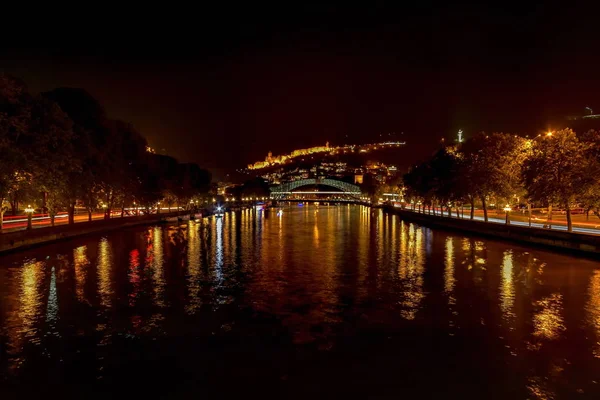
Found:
503,204 -> 512,225
25,205 -> 34,230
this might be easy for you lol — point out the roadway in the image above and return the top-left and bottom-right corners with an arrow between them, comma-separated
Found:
1,207 -> 189,232
1,212 -> 108,232
401,207 -> 600,236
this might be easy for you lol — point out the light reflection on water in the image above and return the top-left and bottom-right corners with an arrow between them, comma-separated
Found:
186,220 -> 201,314
587,270 -> 600,358
151,226 -> 166,308
45,267 -> 59,337
97,237 -> 112,309
533,293 -> 566,340
0,205 -> 600,398
19,261 -> 45,345
73,245 -> 89,304
500,250 -> 515,325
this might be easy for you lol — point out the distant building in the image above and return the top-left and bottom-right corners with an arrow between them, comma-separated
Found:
354,175 -> 364,184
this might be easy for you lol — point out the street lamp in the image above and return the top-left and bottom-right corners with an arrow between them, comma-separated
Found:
25,205 -> 34,230
503,204 -> 512,225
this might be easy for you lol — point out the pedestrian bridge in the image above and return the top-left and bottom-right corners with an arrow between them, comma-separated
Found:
270,178 -> 363,200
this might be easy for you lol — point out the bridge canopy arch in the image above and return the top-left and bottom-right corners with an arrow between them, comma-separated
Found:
270,178 -> 362,200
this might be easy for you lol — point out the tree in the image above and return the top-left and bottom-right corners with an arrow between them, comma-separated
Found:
576,130 -> 600,221
43,88 -> 109,223
0,74 -> 33,231
28,96 -> 77,226
460,133 -> 527,222
403,161 -> 435,213
522,129 -> 590,232
428,147 -> 463,217
0,78 -> 214,232
240,177 -> 270,200
104,120 -> 149,217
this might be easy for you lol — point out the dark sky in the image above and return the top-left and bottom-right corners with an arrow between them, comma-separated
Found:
2,3 -> 599,179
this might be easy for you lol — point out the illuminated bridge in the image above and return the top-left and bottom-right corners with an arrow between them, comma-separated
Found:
270,178 -> 363,201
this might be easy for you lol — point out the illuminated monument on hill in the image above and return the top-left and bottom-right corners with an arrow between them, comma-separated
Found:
247,140 -> 404,171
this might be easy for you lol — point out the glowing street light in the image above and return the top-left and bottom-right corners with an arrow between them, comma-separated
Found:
503,204 -> 512,225
25,205 -> 34,230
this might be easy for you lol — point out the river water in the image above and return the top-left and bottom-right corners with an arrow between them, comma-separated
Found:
1,205 -> 600,399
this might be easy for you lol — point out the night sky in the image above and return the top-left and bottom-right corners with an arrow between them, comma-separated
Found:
2,3 -> 599,179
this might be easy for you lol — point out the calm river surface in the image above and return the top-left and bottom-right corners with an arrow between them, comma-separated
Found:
1,205 -> 600,399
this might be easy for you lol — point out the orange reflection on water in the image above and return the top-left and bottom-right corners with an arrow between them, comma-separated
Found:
533,293 -> 565,340
398,223 -> 425,320
444,237 -> 456,296
461,238 -> 487,275
526,376 -> 556,400
500,250 -> 516,324
97,238 -> 113,308
73,246 -> 89,303
186,221 -> 202,314
19,260 -> 45,344
586,270 -> 600,358
4,259 -> 46,371
150,227 -> 166,307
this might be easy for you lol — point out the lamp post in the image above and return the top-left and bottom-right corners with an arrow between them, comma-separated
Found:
25,205 -> 34,230
503,204 -> 512,225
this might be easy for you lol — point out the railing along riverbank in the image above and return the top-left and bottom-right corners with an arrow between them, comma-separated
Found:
384,206 -> 600,257
0,210 -> 194,255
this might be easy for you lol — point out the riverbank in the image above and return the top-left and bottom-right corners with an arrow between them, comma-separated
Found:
384,206 -> 600,257
0,210 -> 192,255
